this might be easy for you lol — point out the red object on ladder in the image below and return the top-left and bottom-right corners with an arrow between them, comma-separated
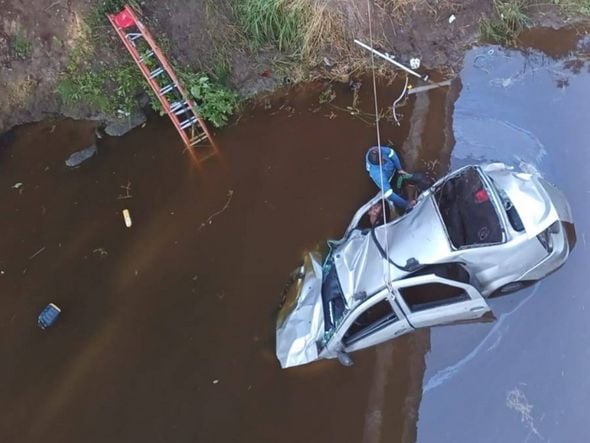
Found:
107,5 -> 216,152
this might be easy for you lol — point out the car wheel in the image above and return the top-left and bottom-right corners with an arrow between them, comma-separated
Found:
490,280 -> 534,298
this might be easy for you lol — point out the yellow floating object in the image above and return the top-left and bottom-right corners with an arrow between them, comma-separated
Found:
122,209 -> 132,228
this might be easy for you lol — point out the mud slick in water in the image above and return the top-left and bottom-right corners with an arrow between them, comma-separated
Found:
1,26 -> 590,443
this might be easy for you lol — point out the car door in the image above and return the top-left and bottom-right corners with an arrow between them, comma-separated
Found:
329,290 -> 413,354
392,274 -> 490,328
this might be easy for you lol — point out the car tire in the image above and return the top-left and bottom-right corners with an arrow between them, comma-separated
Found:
490,280 -> 534,298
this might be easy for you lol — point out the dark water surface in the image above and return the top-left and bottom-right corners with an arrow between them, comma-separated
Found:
2,27 -> 589,443
0,78 -> 455,442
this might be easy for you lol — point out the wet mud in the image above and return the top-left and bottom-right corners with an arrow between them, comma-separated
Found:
0,75 -> 456,442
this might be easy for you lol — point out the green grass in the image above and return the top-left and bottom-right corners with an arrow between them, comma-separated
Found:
231,0 -> 311,55
57,63 -> 145,115
58,0 -> 238,127
11,31 -> 32,59
553,0 -> 590,15
480,0 -> 531,45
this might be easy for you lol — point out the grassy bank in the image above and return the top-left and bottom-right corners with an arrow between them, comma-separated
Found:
481,0 -> 590,45
58,0 -> 238,127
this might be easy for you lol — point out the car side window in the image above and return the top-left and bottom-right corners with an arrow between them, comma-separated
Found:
399,283 -> 470,312
343,299 -> 397,346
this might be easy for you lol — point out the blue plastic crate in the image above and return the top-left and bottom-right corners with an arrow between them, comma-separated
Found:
38,303 -> 61,330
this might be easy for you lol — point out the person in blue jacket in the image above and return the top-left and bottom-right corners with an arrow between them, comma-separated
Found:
365,145 -> 414,212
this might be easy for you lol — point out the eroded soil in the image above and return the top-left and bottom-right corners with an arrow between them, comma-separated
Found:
0,0 -> 575,134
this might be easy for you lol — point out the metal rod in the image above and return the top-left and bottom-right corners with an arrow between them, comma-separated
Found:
354,39 -> 427,81
407,80 -> 452,95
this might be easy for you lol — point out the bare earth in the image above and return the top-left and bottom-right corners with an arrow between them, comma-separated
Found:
0,0 -> 571,134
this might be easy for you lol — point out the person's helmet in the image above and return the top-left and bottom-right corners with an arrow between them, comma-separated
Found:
368,147 -> 381,165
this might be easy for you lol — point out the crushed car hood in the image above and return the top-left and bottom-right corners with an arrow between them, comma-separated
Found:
276,253 -> 325,369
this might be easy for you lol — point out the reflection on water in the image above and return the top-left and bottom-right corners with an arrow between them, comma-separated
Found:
419,29 -> 590,443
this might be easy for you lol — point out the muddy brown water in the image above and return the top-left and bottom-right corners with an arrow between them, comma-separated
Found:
0,77 -> 453,442
2,27 -> 590,443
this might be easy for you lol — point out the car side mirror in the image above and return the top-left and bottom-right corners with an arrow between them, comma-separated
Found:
352,291 -> 368,302
337,350 -> 354,367
405,258 -> 420,272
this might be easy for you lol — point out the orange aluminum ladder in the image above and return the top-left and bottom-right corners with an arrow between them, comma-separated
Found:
107,5 -> 216,153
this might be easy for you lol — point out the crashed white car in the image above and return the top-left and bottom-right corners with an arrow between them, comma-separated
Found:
276,163 -> 576,368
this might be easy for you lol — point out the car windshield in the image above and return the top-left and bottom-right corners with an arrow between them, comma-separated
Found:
321,258 -> 347,337
434,167 -> 504,248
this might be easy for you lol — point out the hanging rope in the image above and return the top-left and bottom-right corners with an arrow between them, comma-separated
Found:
366,0 -> 394,291
392,75 -> 409,126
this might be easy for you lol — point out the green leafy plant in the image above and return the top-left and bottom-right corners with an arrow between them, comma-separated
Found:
183,73 -> 238,128
480,0 -> 530,45
11,31 -> 32,59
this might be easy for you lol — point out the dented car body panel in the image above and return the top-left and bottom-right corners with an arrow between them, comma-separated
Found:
276,163 -> 575,368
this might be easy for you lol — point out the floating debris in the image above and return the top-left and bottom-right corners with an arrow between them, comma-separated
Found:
198,190 -> 234,231
29,246 -> 46,260
38,303 -> 61,330
122,209 -> 133,228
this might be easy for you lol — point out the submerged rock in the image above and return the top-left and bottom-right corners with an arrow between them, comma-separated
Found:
0,128 -> 15,149
104,111 -> 147,137
65,144 -> 97,168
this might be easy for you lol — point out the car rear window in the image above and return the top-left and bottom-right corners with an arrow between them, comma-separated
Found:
434,167 -> 503,248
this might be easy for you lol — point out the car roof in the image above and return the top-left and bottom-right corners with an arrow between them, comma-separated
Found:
334,197 -> 452,303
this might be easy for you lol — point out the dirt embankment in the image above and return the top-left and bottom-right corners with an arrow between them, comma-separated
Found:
0,0 -> 576,135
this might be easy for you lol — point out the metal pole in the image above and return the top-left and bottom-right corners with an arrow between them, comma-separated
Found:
354,39 -> 428,81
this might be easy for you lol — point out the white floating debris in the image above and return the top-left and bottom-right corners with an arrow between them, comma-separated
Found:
212,379 -> 220,384
448,14 -> 456,24
12,182 -> 23,189
409,58 -> 421,70
122,209 -> 133,228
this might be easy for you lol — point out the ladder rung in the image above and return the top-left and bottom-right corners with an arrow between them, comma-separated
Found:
109,6 -> 215,151
149,67 -> 164,78
180,116 -> 198,130
138,51 -> 154,63
174,106 -> 191,116
169,101 -> 185,112
159,83 -> 177,96
190,133 -> 209,146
